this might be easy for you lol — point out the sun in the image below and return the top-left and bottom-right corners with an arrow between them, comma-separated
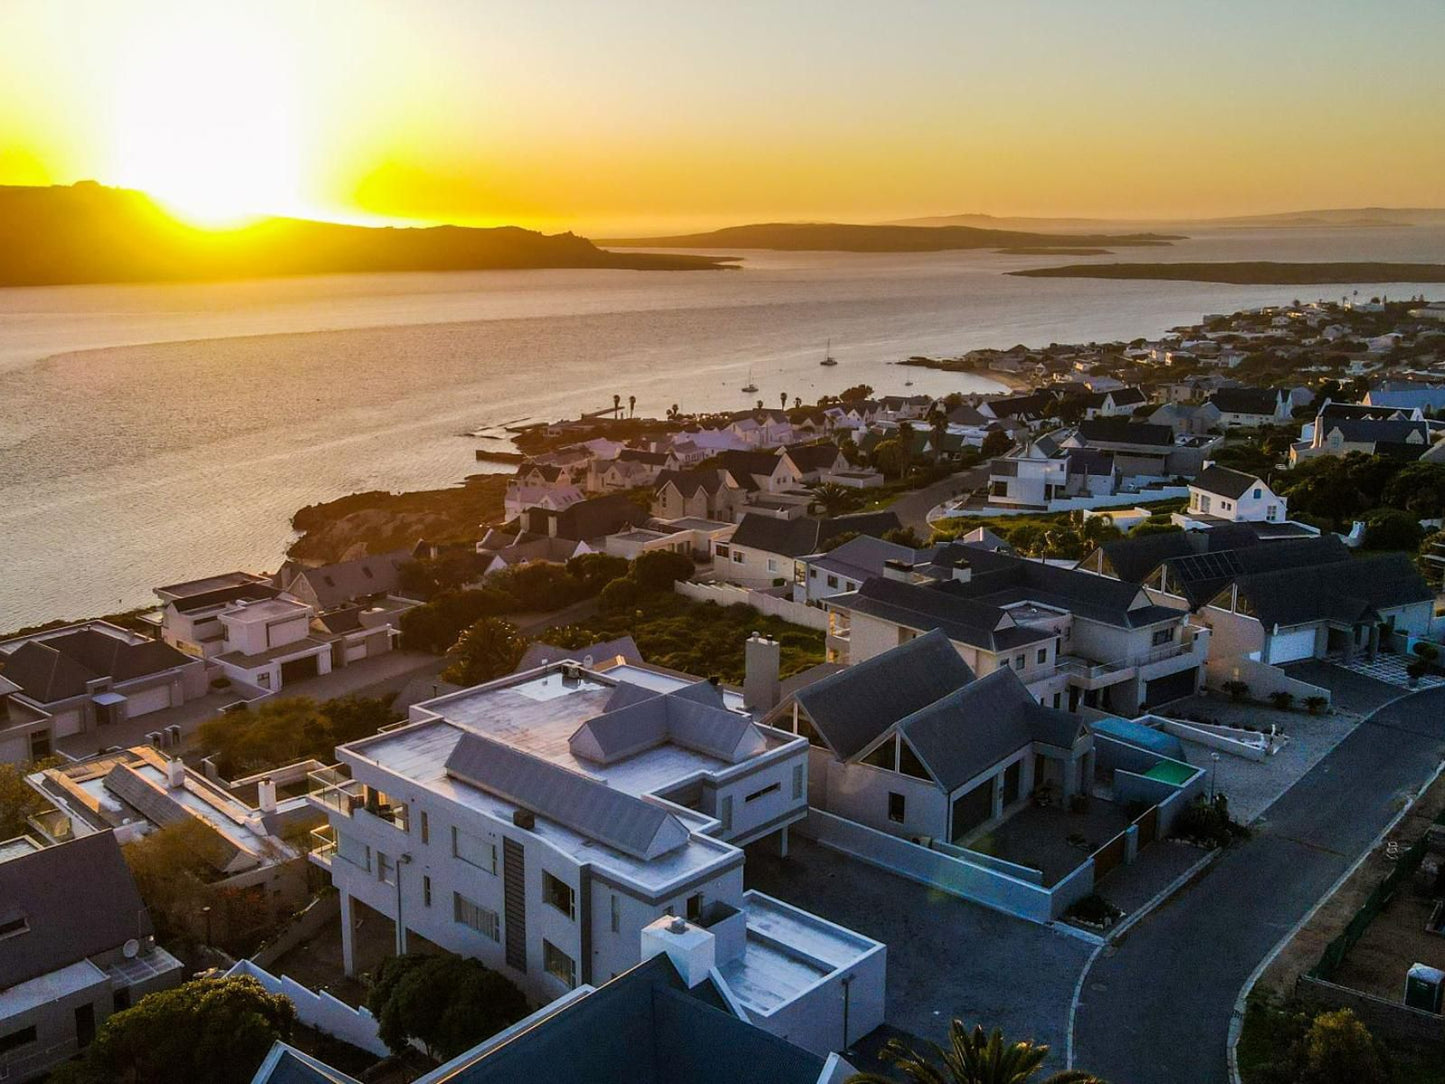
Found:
108,11 -> 307,227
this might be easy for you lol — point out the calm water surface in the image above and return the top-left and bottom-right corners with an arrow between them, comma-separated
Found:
1,226 -> 1442,626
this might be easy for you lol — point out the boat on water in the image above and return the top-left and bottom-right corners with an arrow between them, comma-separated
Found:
819,339 -> 838,367
741,367 -> 759,393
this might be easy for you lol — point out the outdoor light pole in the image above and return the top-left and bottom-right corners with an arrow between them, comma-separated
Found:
1210,752 -> 1220,802
201,904 -> 212,947
395,854 -> 413,957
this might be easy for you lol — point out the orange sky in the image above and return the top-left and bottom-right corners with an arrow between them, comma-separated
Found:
2,0 -> 1443,234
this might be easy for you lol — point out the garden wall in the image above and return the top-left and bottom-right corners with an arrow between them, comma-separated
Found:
226,959 -> 389,1057
675,580 -> 828,630
1204,656 -> 1331,708
1295,974 -> 1445,1048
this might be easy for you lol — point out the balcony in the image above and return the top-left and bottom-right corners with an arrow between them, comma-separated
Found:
308,765 -> 363,815
308,824 -> 336,868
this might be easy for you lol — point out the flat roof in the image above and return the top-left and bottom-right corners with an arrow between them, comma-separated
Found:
220,598 -> 312,622
0,835 -> 43,864
0,958 -> 107,1017
155,571 -> 269,599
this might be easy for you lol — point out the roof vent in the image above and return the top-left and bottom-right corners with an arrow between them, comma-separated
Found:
668,917 -> 688,934
512,809 -> 536,830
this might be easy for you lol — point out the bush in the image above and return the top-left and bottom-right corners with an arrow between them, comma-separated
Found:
399,587 -> 515,653
598,576 -> 642,612
1303,695 -> 1328,715
1222,679 -> 1250,702
566,552 -> 630,594
1268,691 -> 1293,711
368,954 -> 528,1061
196,695 -> 398,778
491,561 -> 585,612
1360,507 -> 1425,552
1172,794 -> 1250,849
1064,893 -> 1122,928
631,549 -> 696,594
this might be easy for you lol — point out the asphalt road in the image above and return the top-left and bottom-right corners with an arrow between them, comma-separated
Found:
1071,682 -> 1445,1084
890,467 -> 989,534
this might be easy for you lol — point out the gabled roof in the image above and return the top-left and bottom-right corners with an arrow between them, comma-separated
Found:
1209,387 -> 1282,415
834,577 -> 1050,654
1225,552 -> 1431,629
445,733 -> 691,861
1323,418 -> 1429,445
1,630 -> 191,705
526,494 -> 650,542
1190,465 -> 1264,500
782,442 -> 843,472
568,680 -> 764,766
715,450 -> 788,489
728,511 -> 901,558
250,1045 -> 363,1084
515,637 -> 643,673
791,629 -> 976,759
654,468 -> 729,499
0,831 -> 154,988
1075,419 -> 1174,448
808,534 -> 927,583
276,551 -> 408,610
983,391 -> 1057,419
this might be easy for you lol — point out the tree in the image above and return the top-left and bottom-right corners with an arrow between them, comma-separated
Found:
839,383 -> 874,403
368,953 -> 529,1061
1382,461 -> 1445,517
490,560 -> 585,611
810,482 -> 863,517
780,391 -> 788,411
0,757 -> 58,838
980,430 -> 1013,459
566,552 -> 630,594
398,587 -> 516,653
872,438 -> 910,479
1298,1009 -> 1386,1084
398,551 -> 488,599
442,617 -> 528,684
631,549 -> 696,593
883,526 -> 926,548
846,1019 -> 1106,1084
612,393 -> 621,417
1360,507 -> 1424,551
628,394 -> 636,418
123,819 -> 233,945
50,976 -> 295,1084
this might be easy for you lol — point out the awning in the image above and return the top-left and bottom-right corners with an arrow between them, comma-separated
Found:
92,692 -> 127,706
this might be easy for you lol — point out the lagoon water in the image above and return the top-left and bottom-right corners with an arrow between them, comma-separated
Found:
2,225 -> 1443,627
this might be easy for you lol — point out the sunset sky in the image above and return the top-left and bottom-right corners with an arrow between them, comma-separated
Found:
2,0 -> 1442,233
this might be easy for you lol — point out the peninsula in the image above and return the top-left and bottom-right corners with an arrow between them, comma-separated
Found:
602,221 -> 1181,251
0,182 -> 728,287
1009,261 -> 1445,284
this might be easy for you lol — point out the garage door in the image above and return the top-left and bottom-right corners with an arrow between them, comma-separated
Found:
1145,667 -> 1199,708
51,709 -> 83,738
125,685 -> 172,717
1268,627 -> 1317,664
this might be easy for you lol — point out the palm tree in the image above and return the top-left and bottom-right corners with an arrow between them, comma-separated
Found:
612,393 -> 621,418
809,482 -> 862,517
794,396 -> 803,410
780,391 -> 788,411
628,394 -> 636,418
847,1021 -> 1107,1084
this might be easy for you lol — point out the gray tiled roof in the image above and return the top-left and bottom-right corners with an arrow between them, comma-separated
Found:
1076,419 -> 1174,448
568,680 -> 764,766
0,831 -> 153,988
1190,465 -> 1263,500
792,629 -> 976,759
277,551 -> 408,610
444,733 -> 691,861
836,577 -> 1052,652
729,511 -> 901,558
515,637 -> 642,672
1229,552 -> 1431,629
2,630 -> 192,705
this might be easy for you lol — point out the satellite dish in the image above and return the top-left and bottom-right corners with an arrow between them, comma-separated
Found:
122,939 -> 140,959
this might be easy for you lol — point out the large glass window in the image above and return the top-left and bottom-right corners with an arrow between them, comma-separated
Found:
543,940 -> 577,988
454,893 -> 500,941
543,872 -> 575,919
453,827 -> 498,873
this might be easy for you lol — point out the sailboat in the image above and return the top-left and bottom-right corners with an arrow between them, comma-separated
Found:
819,339 -> 838,367
741,367 -> 758,394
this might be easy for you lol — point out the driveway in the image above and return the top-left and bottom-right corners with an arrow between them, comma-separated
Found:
745,836 -> 1093,1064
1070,682 -> 1445,1084
890,468 -> 988,535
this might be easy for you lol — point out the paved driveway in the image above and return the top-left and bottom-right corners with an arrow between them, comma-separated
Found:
1071,684 -> 1445,1084
745,836 -> 1093,1064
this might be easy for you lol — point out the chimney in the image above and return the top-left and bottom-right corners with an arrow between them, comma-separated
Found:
744,632 -> 781,712
882,559 -> 913,582
952,560 -> 972,583
165,757 -> 185,789
257,777 -> 277,814
640,914 -> 716,988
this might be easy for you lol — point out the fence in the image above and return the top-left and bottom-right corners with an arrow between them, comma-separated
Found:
1296,974 -> 1445,1047
675,580 -> 829,630
226,959 -> 390,1057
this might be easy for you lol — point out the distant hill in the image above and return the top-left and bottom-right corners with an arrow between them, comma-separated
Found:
1009,262 -> 1445,284
601,222 -> 1182,252
894,208 -> 1445,230
0,182 -> 726,287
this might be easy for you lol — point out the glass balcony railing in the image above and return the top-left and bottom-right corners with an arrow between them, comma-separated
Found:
307,765 -> 363,814
309,824 -> 337,866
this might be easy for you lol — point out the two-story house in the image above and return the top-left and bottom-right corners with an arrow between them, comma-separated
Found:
1174,465 -> 1288,528
651,468 -> 745,522
1206,388 -> 1292,428
714,512 -> 901,589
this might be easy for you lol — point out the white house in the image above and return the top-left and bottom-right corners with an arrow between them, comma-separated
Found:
1175,465 -> 1286,527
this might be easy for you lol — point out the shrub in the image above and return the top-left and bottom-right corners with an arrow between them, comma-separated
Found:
598,576 -> 643,612
566,552 -> 630,594
631,549 -> 697,593
399,587 -> 515,653
491,561 -> 584,612
1222,679 -> 1250,702
1406,659 -> 1428,681
1412,641 -> 1439,664
1303,695 -> 1328,715
1065,893 -> 1122,928
1268,691 -> 1293,711
368,954 -> 528,1061
1172,794 -> 1250,849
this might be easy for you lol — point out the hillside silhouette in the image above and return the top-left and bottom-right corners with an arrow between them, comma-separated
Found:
0,182 -> 726,286
602,221 -> 1182,251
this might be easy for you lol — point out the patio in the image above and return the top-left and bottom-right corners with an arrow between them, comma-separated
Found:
965,799 -> 1135,885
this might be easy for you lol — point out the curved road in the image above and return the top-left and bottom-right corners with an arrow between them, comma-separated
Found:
1071,684 -> 1445,1084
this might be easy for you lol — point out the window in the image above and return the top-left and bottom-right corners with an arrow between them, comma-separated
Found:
377,851 -> 394,885
337,832 -> 370,872
610,894 -> 620,933
719,795 -> 733,832
715,544 -> 730,559
0,1026 -> 37,1055
809,568 -> 818,579
1252,488 -> 1262,499
543,872 -> 575,919
423,876 -> 433,907
1152,627 -> 1176,646
792,764 -> 804,800
28,730 -> 50,760
686,893 -> 703,921
1014,654 -> 1026,670
767,558 -> 779,573
257,673 -> 271,689
1036,648 -> 1048,664
745,782 -> 780,804
888,792 -> 906,823
732,551 -> 744,564
845,581 -> 856,591
454,893 -> 500,941
826,574 -> 839,588
0,915 -> 27,940
453,827 -> 498,873
420,811 -> 429,844
543,940 -> 577,988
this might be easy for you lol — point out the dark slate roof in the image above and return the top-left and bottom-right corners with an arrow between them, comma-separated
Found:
1090,522 -> 1291,584
1190,465 -> 1262,500
1323,419 -> 1429,445
411,954 -> 825,1084
949,555 -> 1178,628
1209,387 -> 1282,415
810,535 -> 928,583
984,391 -> 1057,419
515,637 -> 643,672
249,1045 -> 362,1084
0,831 -> 154,988
728,511 -> 901,558
783,442 -> 843,472
172,582 -> 280,614
1,630 -> 192,705
1162,535 -> 1352,609
832,578 -> 1046,654
791,629 -> 976,759
899,668 -> 1083,791
525,494 -> 650,542
1318,402 -> 1408,422
569,680 -> 763,765
1065,448 -> 1116,477
276,551 -> 408,610
1229,552 -> 1431,628
619,449 -> 668,465
1076,419 -> 1174,448
715,450 -> 787,490
445,733 -> 690,860
654,468 -> 727,498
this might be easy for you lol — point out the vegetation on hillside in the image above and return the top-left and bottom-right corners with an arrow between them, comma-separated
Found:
195,694 -> 399,778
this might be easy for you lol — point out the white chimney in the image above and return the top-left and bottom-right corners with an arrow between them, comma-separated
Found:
165,757 -> 185,789
952,562 -> 972,583
744,632 -> 781,712
257,777 -> 277,814
640,915 -> 716,988
882,559 -> 914,582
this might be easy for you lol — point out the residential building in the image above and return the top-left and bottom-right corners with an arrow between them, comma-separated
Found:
0,623 -> 206,760
521,494 -> 650,542
715,512 -> 901,589
1080,387 -> 1147,419
0,675 -> 51,766
1289,416 -> 1432,464
1146,400 -> 1221,437
652,468 -> 745,522
602,517 -> 734,562
1175,466 -> 1288,527
251,952 -> 853,1084
826,545 -> 1206,714
476,528 -> 593,574
765,631 -> 1093,845
1206,388 -> 1292,428
0,832 -> 183,1082
213,597 -> 334,692
505,478 -> 585,520
794,535 -> 931,606
1064,419 -> 1216,477
272,552 -> 411,613
1364,381 -> 1445,413
306,652 -> 885,1055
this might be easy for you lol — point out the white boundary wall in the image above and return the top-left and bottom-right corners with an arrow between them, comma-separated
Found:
675,581 -> 829,630
226,960 -> 389,1057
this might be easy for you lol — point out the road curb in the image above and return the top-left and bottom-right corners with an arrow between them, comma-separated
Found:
1065,847 -> 1220,1069
1223,756 -> 1445,1084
